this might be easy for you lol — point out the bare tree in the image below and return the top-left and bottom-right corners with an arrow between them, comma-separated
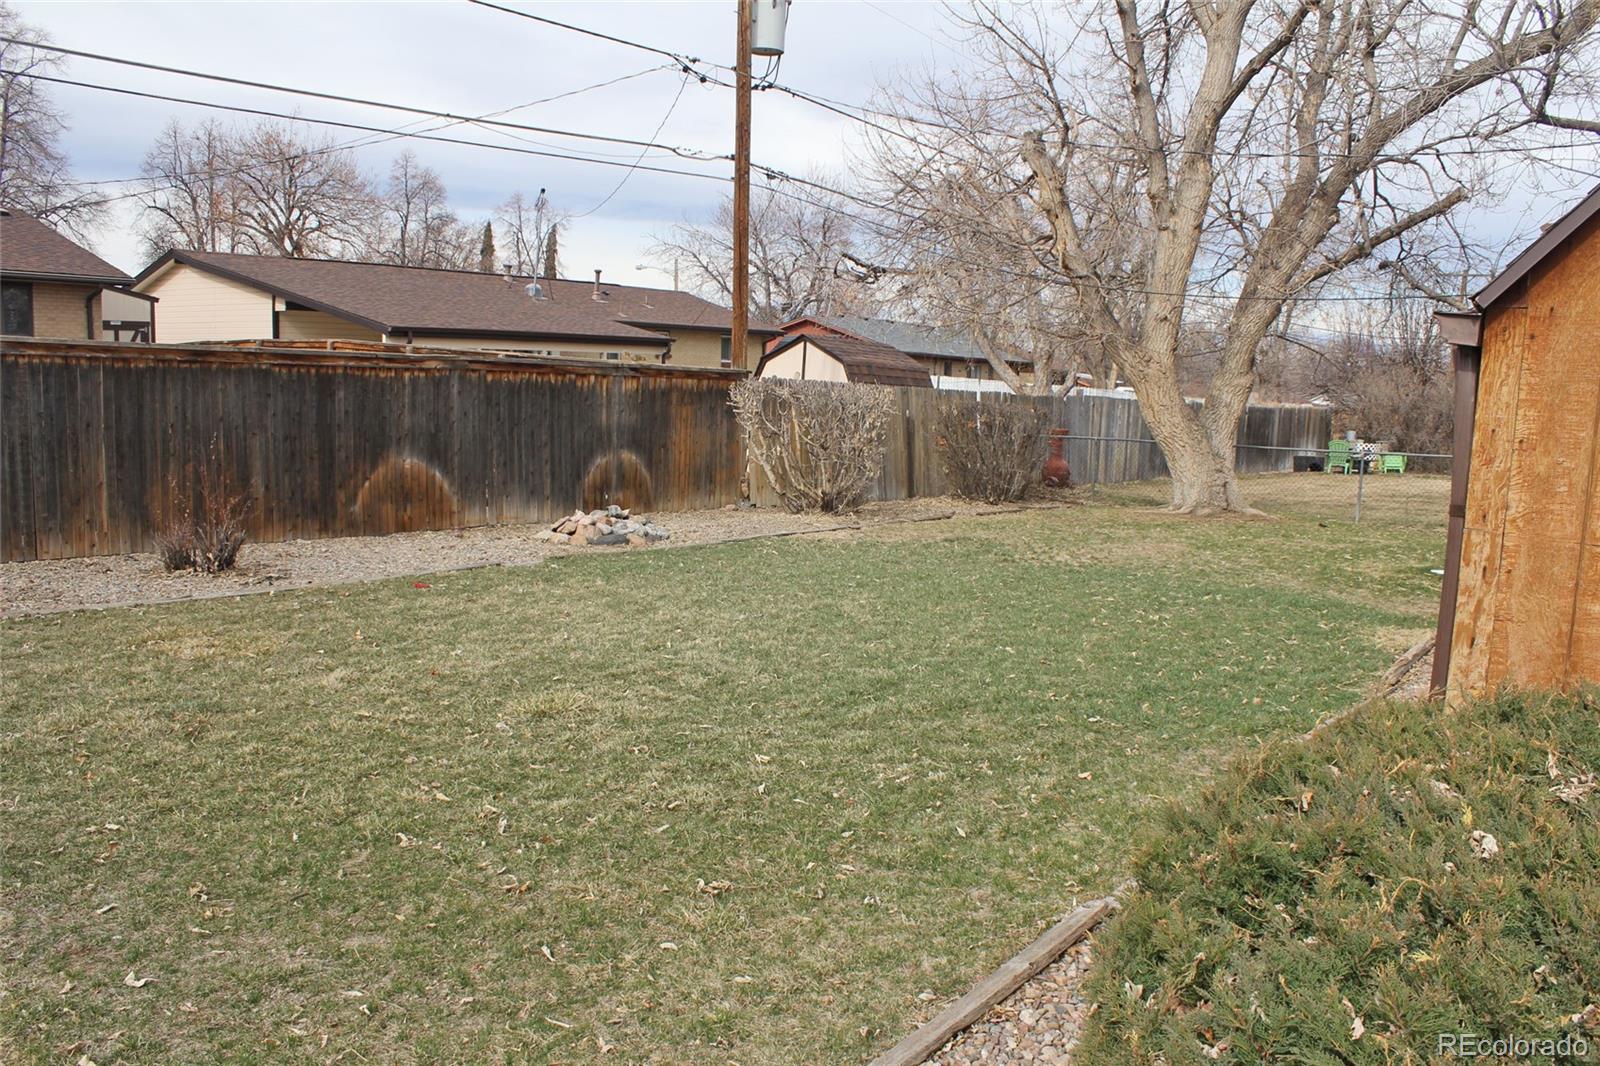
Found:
136,119 -> 246,260
0,3 -> 106,239
496,189 -> 561,276
376,151 -> 474,269
650,184 -> 869,322
226,123 -> 379,258
865,0 -> 1600,512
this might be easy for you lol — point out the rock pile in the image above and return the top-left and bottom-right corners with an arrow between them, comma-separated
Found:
540,505 -> 671,547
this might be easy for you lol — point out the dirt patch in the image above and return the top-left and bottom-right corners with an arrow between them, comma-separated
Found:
0,499 -> 992,618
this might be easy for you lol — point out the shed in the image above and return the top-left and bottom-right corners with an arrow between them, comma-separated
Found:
755,333 -> 933,388
1431,184 -> 1600,698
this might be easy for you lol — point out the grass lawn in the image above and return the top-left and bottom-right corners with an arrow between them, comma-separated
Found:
1,480 -> 1448,1064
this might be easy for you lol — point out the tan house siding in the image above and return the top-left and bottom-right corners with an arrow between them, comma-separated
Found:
387,335 -> 666,362
28,281 -> 94,339
278,309 -> 382,342
666,328 -> 765,369
137,263 -> 272,342
757,340 -> 848,382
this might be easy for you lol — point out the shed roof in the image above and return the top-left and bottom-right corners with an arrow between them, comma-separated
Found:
1473,183 -> 1600,310
1434,184 -> 1600,346
763,333 -> 933,388
0,210 -> 133,285
135,250 -> 781,345
792,314 -> 1030,366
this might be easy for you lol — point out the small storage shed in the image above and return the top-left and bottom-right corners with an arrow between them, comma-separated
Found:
1432,184 -> 1600,698
755,333 -> 933,388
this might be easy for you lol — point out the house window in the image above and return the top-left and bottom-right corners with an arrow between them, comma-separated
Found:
603,351 -> 621,361
2,281 -> 33,336
720,335 -> 733,367
966,361 -> 983,379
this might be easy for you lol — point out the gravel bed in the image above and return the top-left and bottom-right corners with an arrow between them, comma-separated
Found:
927,937 -> 1097,1065
0,498 -> 991,618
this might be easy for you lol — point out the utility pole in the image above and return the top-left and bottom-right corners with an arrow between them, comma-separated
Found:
731,0 -> 753,372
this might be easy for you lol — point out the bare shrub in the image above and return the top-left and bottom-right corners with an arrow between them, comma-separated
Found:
934,395 -> 1052,504
154,521 -> 196,572
152,438 -> 252,573
730,378 -> 894,513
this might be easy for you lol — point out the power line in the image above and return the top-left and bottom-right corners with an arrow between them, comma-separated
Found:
44,63 -> 683,191
570,70 -> 695,219
13,73 -> 732,207
464,0 -> 705,67
0,36 -> 726,162
455,2 -> 1600,164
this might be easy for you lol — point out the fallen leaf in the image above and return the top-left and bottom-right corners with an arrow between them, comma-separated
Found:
1470,830 -> 1500,860
1077,771 -> 1093,780
95,903 -> 118,915
123,970 -> 154,988
659,941 -> 679,951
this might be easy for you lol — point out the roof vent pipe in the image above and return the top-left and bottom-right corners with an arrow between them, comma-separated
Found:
593,269 -> 603,300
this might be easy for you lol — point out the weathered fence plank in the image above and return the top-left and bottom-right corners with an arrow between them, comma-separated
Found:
1,340 -> 747,562
2,340 -> 1331,562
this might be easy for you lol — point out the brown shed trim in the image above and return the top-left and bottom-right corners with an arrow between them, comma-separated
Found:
1472,184 -> 1600,309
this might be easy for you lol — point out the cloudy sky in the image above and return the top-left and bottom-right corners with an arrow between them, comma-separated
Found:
15,0 -> 1599,289
16,0 -> 966,280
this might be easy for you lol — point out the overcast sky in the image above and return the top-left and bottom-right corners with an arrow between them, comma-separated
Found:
16,0 -> 966,281
15,0 -> 1599,293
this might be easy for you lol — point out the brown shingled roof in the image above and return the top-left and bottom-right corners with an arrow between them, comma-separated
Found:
762,333 -> 933,388
134,250 -> 780,345
0,210 -> 132,284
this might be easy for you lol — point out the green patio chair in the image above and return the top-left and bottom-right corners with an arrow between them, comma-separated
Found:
1326,439 -> 1354,474
1380,453 -> 1407,474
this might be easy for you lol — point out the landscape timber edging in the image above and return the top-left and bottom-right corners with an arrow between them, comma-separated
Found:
866,896 -> 1117,1066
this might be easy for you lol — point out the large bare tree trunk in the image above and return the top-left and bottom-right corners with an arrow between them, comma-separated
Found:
862,0 -> 1599,516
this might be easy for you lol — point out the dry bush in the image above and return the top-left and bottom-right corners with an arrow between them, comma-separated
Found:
731,378 -> 895,513
154,521 -> 197,572
153,439 -> 252,573
934,395 -> 1052,503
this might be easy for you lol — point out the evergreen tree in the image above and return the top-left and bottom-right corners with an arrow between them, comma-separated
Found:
542,223 -> 559,280
479,221 -> 496,273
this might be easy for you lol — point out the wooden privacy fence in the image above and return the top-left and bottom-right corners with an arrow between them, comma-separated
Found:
2,341 -> 1332,561
2,339 -> 743,562
782,386 -> 1330,504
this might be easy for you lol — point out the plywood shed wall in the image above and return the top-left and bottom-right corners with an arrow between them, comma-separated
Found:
1447,206 -> 1600,697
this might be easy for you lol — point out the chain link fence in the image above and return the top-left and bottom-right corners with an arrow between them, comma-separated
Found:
1069,435 -> 1453,529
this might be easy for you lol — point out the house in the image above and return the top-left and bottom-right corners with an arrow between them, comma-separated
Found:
131,250 -> 779,368
0,210 -> 155,341
1431,183 -> 1600,699
774,314 -> 1031,382
755,332 -> 933,388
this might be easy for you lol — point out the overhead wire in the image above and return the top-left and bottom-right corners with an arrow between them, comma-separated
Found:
0,37 -> 726,161
569,68 -> 695,218
11,72 -> 732,210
